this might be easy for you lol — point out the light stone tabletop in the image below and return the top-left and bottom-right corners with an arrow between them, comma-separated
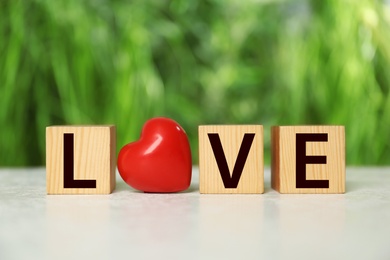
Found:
1,167 -> 390,260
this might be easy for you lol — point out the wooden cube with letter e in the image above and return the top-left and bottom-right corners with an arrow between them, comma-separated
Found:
46,125 -> 116,194
271,125 -> 345,194
199,125 -> 264,194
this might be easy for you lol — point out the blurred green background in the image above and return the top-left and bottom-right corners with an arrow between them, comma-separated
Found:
1,0 -> 390,166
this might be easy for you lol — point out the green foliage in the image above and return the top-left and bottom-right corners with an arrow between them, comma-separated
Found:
0,0 -> 389,166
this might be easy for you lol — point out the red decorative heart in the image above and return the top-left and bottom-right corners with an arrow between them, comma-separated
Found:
118,117 -> 192,192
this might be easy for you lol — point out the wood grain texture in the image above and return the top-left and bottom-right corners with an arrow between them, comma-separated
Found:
46,125 -> 116,194
199,125 -> 264,194
271,126 -> 345,194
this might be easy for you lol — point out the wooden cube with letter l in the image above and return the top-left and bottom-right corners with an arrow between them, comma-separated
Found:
271,125 -> 345,194
46,125 -> 116,194
199,125 -> 264,194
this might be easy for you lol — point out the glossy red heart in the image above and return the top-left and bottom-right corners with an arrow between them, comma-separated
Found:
118,117 -> 192,192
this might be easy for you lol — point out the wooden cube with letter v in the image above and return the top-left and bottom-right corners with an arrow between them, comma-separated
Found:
46,125 -> 116,194
271,125 -> 345,194
199,125 -> 264,194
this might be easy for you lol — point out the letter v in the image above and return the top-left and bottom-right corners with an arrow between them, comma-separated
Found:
208,133 -> 255,188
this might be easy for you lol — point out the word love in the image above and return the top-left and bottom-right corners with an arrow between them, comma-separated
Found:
46,118 -> 345,195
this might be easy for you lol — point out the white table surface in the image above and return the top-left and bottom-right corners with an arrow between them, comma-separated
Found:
1,167 -> 390,260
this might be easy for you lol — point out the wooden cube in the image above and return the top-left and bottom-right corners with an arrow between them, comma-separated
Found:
199,125 -> 264,194
271,126 -> 345,194
46,125 -> 116,194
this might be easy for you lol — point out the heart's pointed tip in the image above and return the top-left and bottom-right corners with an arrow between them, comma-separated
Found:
142,186 -> 191,194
